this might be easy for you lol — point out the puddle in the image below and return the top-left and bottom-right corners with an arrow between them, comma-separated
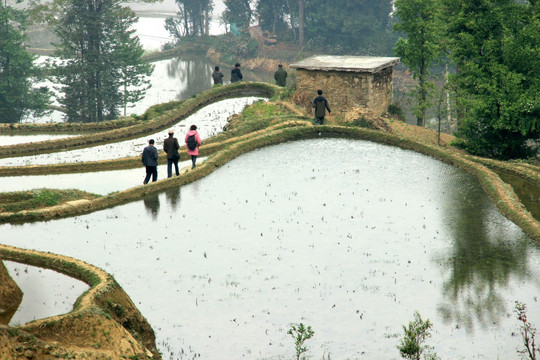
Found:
0,97 -> 263,167
1,139 -> 539,359
4,261 -> 89,326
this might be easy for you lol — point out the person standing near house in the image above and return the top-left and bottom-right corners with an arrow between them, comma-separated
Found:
141,139 -> 158,184
212,66 -> 224,85
312,89 -> 331,125
230,63 -> 243,83
185,124 -> 202,169
274,64 -> 287,87
163,130 -> 180,178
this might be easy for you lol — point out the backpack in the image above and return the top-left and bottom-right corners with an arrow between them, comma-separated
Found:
187,134 -> 197,150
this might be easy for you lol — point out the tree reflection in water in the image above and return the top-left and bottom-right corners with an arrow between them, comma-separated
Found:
435,174 -> 539,332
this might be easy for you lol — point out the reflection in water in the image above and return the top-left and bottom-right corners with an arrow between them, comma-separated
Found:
165,186 -> 181,211
499,171 -> 540,222
167,58 -> 213,100
436,175 -> 536,332
143,194 -> 160,220
0,261 -> 23,324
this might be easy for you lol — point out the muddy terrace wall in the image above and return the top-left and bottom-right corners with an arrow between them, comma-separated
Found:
294,67 -> 394,115
0,244 -> 159,359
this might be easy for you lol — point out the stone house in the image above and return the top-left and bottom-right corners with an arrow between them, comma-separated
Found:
290,55 -> 400,115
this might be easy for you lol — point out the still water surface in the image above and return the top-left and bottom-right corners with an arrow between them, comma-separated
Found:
1,97 -> 263,166
3,138 -> 539,359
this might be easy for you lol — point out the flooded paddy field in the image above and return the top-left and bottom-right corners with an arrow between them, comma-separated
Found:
0,97 -> 263,167
0,158 -> 202,195
0,134 -> 79,146
2,138 -> 539,359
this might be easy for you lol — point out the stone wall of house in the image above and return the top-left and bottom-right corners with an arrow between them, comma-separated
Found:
294,67 -> 394,115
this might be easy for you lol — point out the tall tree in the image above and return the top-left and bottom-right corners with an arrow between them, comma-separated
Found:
44,0 -> 153,122
165,0 -> 213,39
255,0 -> 287,34
442,0 -> 540,159
0,3 -> 50,123
298,0 -> 304,46
223,0 -> 252,33
301,0 -> 394,54
393,0 -> 442,127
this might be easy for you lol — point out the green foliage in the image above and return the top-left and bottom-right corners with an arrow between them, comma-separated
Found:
398,312 -> 438,360
0,3 -> 51,123
393,0 -> 442,126
388,103 -> 405,119
288,323 -> 314,360
515,301 -> 539,360
34,190 -> 59,206
210,33 -> 257,63
302,0 -> 395,54
442,0 -> 540,159
0,189 -> 99,212
345,116 -> 376,130
164,0 -> 213,41
223,0 -> 253,32
48,0 -> 153,122
278,86 -> 295,100
255,0 -> 288,34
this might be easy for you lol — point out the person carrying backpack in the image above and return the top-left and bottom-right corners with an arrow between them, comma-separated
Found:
185,124 -> 202,169
312,89 -> 331,125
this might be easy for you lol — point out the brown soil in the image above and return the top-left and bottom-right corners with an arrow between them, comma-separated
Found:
0,248 -> 159,359
0,262 -> 22,325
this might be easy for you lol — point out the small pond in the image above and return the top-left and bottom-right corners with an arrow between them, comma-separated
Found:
2,138 -> 540,359
4,261 -> 89,326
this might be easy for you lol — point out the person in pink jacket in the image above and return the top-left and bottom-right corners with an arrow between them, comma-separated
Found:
185,124 -> 202,169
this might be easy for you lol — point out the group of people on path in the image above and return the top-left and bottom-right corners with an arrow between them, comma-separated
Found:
141,125 -> 201,184
211,63 -> 243,85
212,62 -> 330,122
211,62 -> 287,87
144,62 -> 332,183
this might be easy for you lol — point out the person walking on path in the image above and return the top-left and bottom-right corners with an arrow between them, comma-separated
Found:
185,124 -> 202,169
312,89 -> 331,125
230,63 -> 243,83
142,139 -> 158,184
163,129 -> 180,178
274,64 -> 287,87
212,66 -> 224,85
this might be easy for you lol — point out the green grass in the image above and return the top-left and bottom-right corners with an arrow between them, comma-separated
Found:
0,189 -> 100,213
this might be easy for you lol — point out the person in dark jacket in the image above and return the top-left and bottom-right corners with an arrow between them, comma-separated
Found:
141,139 -> 158,184
163,130 -> 180,178
274,64 -> 287,87
312,89 -> 331,125
230,63 -> 243,83
212,66 -> 224,85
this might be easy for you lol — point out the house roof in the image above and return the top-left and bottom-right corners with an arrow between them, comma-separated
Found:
290,55 -> 400,73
